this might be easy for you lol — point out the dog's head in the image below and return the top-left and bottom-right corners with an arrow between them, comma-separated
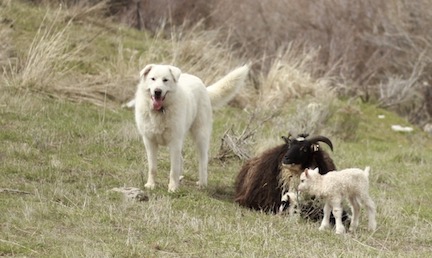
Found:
139,64 -> 181,111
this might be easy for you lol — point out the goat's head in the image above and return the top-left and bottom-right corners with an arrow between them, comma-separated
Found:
298,167 -> 320,192
278,191 -> 299,215
281,133 -> 333,167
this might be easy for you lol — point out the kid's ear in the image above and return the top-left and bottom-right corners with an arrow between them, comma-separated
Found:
168,65 -> 181,83
314,167 -> 319,174
305,168 -> 309,178
140,64 -> 154,79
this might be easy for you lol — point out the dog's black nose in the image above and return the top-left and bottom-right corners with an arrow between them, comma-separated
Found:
154,89 -> 162,97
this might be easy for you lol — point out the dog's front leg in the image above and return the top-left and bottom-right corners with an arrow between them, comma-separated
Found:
143,137 -> 158,190
168,141 -> 183,192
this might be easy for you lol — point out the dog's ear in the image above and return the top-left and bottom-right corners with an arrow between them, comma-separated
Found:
168,65 -> 181,83
140,64 -> 154,79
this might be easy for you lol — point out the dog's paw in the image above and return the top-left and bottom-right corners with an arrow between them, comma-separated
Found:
196,181 -> 207,189
368,221 -> 377,231
144,182 -> 155,190
168,182 -> 179,192
335,225 -> 346,235
319,224 -> 330,231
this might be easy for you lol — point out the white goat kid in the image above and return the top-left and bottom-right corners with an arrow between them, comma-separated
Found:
298,167 -> 377,234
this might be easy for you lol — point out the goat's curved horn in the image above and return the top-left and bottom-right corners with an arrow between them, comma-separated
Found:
308,135 -> 334,151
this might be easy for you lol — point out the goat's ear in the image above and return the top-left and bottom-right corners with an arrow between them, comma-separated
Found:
313,167 -> 319,174
281,135 -> 289,144
140,64 -> 154,79
304,168 -> 309,178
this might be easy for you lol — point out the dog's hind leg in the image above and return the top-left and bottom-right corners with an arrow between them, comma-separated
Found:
196,140 -> 209,188
191,126 -> 210,188
143,137 -> 158,190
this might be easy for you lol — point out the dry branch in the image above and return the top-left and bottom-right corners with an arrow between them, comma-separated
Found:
0,188 -> 32,195
216,111 -> 277,161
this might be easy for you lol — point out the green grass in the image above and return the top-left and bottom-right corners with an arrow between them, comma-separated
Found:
1,1 -> 432,257
1,89 -> 432,257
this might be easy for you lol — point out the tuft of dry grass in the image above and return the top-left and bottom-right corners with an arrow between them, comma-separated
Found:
3,8 -> 77,90
1,1 -> 136,108
256,44 -> 335,109
163,23 -> 242,84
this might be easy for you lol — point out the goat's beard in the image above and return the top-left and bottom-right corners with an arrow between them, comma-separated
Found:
279,164 -> 303,192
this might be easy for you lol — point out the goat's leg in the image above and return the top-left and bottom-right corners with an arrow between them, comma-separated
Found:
348,196 -> 361,232
319,202 -> 332,231
330,198 -> 346,234
364,195 -> 377,231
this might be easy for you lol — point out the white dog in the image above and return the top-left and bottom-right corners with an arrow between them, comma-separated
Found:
134,64 -> 249,192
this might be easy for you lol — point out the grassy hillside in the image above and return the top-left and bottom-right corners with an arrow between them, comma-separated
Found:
1,1 -> 432,257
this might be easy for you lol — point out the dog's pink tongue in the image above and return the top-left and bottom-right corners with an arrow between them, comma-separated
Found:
152,97 -> 163,111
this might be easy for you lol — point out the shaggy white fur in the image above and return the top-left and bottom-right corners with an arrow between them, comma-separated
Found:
135,64 -> 249,192
298,167 -> 377,234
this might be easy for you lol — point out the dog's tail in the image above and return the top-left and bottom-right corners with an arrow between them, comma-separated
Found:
207,64 -> 249,109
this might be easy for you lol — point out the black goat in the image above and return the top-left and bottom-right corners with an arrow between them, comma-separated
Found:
234,133 -> 336,213
281,133 -> 336,176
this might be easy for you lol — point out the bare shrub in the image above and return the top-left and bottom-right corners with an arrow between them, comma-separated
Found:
217,111 -> 277,161
284,102 -> 332,137
107,0 -> 213,32
257,44 -> 334,109
217,126 -> 253,161
378,76 -> 421,110
377,57 -> 428,125
211,0 -> 432,82
212,0 -> 432,124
